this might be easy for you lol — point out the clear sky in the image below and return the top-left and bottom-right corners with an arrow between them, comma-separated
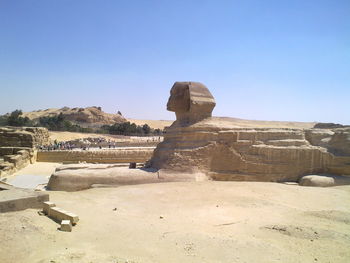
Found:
0,0 -> 349,123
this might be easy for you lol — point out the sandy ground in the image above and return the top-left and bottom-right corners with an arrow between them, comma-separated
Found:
1,163 -> 350,263
129,117 -> 316,130
130,117 -> 315,130
207,117 -> 315,129
127,119 -> 173,130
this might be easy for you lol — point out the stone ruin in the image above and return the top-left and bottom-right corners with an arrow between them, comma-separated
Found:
0,127 -> 50,177
150,82 -> 350,182
0,127 -> 50,212
48,82 -> 350,191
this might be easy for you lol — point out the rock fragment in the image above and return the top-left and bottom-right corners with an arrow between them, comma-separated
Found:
60,220 -> 72,232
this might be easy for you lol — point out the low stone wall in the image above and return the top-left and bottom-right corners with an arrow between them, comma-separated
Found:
37,147 -> 155,163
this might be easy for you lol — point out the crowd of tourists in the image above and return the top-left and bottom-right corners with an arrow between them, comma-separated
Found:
38,136 -> 163,151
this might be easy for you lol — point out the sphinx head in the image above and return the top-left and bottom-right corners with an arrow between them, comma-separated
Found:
167,82 -> 216,125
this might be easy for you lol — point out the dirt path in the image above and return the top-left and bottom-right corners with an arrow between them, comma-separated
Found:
1,180 -> 349,263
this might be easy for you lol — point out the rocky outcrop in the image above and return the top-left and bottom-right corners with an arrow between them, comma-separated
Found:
299,174 -> 350,187
22,106 -> 126,128
149,82 -> 350,182
313,122 -> 349,129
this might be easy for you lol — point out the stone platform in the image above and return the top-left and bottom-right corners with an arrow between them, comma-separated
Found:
47,164 -> 206,191
0,182 -> 49,213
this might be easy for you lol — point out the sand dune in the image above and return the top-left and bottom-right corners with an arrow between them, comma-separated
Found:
127,118 -> 173,129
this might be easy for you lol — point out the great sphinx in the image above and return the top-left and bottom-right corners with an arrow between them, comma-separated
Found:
150,81 -> 350,182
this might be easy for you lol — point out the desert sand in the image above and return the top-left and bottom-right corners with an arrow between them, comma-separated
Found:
129,117 -> 316,130
1,162 -> 350,263
127,119 -> 174,130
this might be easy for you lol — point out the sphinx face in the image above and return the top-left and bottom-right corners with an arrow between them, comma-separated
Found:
166,84 -> 190,112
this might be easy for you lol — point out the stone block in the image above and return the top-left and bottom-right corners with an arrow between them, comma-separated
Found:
49,207 -> 79,224
60,220 -> 72,232
299,175 -> 335,187
43,201 -> 56,215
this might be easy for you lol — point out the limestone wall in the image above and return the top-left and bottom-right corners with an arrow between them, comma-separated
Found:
0,127 -> 50,148
0,127 -> 49,177
37,147 -> 155,163
0,147 -> 36,178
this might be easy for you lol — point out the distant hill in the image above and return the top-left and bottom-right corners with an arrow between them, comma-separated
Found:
22,106 -> 126,128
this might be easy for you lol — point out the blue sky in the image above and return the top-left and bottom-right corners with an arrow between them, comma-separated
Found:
0,0 -> 349,123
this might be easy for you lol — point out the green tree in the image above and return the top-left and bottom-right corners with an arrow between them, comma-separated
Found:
0,115 -> 8,126
7,110 -> 33,126
142,124 -> 151,134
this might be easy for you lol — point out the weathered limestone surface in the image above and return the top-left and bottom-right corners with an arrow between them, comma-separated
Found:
0,182 -> 49,212
60,220 -> 73,232
49,207 -> 79,224
0,127 -> 50,177
0,147 -> 36,176
299,175 -> 350,187
43,201 -> 56,214
37,147 -> 155,163
42,201 -> 79,226
0,127 -> 49,177
0,127 -> 50,148
167,82 -> 216,125
149,82 -> 350,182
47,165 -> 206,191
